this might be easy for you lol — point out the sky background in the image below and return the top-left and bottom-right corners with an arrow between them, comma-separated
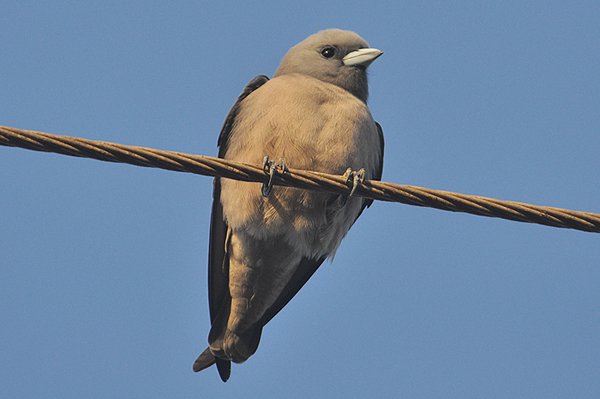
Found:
1,1 -> 599,398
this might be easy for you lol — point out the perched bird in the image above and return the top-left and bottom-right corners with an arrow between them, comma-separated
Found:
193,29 -> 384,381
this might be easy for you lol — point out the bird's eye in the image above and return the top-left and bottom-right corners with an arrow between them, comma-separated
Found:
320,47 -> 336,58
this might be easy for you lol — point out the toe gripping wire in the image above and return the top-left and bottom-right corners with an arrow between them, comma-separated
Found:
261,156 -> 288,197
343,167 -> 366,197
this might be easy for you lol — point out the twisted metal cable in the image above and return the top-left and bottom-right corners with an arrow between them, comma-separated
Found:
1,125 -> 599,233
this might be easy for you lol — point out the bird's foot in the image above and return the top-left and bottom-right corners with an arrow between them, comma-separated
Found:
262,156 -> 288,197
342,167 -> 366,197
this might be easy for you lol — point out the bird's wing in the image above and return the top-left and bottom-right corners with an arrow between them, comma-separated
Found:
345,119 -> 385,228
374,122 -> 385,182
257,255 -> 327,327
364,121 -> 385,209
201,75 -> 269,381
209,75 -> 269,322
216,75 -> 270,157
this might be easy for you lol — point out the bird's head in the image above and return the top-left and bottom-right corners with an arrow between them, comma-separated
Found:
274,29 -> 383,103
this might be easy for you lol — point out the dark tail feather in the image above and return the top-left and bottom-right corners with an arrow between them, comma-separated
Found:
193,347 -> 231,382
193,347 -> 215,372
216,358 -> 231,382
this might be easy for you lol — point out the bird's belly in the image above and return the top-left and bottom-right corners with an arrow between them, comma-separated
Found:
220,88 -> 380,258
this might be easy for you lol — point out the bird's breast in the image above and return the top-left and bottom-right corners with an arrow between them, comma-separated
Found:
220,74 -> 381,257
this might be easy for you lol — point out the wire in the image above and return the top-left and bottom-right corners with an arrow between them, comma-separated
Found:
1,125 -> 599,233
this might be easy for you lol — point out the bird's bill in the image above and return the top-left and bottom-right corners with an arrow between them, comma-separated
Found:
342,48 -> 383,67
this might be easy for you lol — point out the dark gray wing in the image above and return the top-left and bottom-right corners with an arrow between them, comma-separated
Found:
348,120 -> 385,225
257,256 -> 327,327
364,121 -> 384,209
209,75 -> 269,322
216,75 -> 270,157
375,122 -> 385,180
194,75 -> 269,381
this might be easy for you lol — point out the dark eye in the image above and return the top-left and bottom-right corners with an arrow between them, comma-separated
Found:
320,47 -> 336,58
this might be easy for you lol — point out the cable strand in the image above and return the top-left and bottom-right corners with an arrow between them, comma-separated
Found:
1,125 -> 599,233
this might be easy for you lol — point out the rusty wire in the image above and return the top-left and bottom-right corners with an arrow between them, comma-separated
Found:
1,125 -> 599,233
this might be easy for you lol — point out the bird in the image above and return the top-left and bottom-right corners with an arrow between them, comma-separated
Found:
193,29 -> 384,382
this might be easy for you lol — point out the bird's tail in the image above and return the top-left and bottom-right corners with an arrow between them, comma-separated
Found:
193,347 -> 231,382
193,324 -> 263,382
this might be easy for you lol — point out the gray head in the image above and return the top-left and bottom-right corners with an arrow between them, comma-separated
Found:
274,29 -> 382,103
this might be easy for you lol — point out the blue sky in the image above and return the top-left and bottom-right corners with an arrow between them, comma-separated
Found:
1,1 -> 599,398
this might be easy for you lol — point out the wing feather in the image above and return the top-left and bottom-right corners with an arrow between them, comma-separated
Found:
195,75 -> 269,381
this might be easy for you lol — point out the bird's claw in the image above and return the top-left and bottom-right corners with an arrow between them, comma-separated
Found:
262,156 -> 287,197
343,167 -> 366,197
